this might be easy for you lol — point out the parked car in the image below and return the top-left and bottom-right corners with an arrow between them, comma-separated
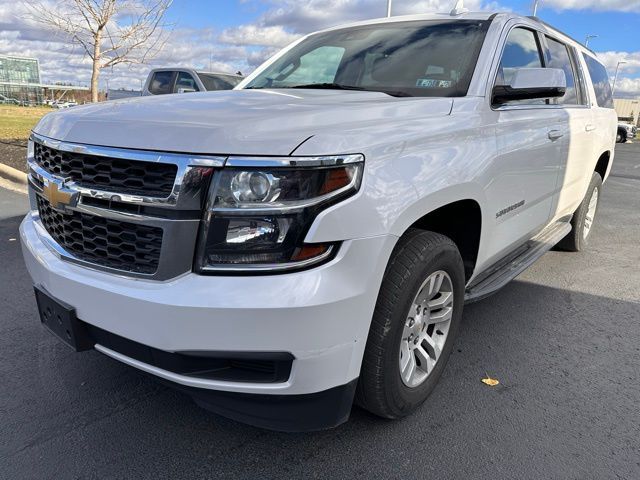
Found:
52,101 -> 78,109
142,68 -> 243,95
21,11 -> 616,432
617,122 -> 637,143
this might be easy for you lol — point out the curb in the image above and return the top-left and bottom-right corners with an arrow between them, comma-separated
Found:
0,163 -> 28,194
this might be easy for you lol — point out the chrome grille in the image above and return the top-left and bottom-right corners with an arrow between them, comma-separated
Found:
34,142 -> 178,197
36,195 -> 163,274
28,134 -> 225,280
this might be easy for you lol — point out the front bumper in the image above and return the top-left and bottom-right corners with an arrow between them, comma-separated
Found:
20,213 -> 396,429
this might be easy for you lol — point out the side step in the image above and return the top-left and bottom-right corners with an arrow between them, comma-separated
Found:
464,221 -> 572,303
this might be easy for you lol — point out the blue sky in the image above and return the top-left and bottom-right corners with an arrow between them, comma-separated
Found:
165,0 -> 639,52
1,0 -> 639,94
165,0 -> 269,29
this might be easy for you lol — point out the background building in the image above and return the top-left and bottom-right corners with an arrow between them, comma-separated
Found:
0,54 -> 90,105
614,98 -> 640,126
0,55 -> 43,104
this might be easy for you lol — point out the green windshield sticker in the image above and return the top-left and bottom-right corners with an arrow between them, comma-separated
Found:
416,78 -> 453,88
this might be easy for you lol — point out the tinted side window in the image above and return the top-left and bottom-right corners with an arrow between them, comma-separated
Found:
583,54 -> 614,108
498,28 -> 543,85
545,37 -> 577,105
174,72 -> 199,93
496,28 -> 544,105
149,71 -> 174,95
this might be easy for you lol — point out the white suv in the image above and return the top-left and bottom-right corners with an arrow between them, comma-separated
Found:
20,12 -> 616,431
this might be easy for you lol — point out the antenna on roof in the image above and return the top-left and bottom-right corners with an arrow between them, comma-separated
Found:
450,0 -> 469,16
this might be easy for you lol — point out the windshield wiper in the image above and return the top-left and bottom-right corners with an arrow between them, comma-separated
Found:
287,83 -> 412,97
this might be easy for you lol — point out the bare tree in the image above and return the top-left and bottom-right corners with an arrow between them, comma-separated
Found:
27,0 -> 173,102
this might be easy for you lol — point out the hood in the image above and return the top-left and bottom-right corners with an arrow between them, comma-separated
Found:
33,89 -> 453,156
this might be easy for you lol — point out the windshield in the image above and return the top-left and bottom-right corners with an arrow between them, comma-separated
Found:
197,73 -> 242,91
244,20 -> 489,97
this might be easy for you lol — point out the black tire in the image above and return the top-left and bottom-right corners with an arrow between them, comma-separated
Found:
557,172 -> 603,252
616,130 -> 626,143
355,229 -> 465,419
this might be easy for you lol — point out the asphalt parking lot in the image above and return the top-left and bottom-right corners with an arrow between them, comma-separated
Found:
1,144 -> 639,479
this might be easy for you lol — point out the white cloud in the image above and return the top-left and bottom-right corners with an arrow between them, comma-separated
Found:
219,24 -> 300,47
258,0 -> 497,33
614,76 -> 640,96
542,0 -> 640,12
595,51 -> 640,74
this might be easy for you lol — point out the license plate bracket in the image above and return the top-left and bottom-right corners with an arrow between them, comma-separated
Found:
34,287 -> 93,352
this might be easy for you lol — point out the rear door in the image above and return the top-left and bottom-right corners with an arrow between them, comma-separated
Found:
543,36 -> 594,219
581,54 -> 618,175
484,26 -> 566,263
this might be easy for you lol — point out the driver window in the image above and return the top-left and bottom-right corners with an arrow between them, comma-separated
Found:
280,46 -> 345,85
496,28 -> 545,105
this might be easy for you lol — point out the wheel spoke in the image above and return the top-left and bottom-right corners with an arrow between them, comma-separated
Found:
403,320 -> 413,338
428,273 -> 444,298
427,306 -> 453,324
399,341 -> 411,369
414,345 -> 433,372
428,291 -> 453,309
422,334 -> 441,361
401,351 -> 416,383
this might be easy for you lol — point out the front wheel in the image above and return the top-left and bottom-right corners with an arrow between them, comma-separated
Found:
616,131 -> 626,143
356,230 -> 465,419
557,172 -> 603,252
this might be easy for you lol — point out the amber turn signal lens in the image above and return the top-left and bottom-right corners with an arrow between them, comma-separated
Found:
291,244 -> 332,261
319,167 -> 354,195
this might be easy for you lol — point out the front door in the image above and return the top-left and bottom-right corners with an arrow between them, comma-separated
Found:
483,26 -> 566,265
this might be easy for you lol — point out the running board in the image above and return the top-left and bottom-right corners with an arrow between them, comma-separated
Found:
464,221 -> 572,303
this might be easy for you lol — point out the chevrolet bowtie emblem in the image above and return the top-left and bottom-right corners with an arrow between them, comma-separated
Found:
43,179 -> 79,211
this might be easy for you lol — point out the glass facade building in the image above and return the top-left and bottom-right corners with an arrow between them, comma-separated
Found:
0,56 -> 44,105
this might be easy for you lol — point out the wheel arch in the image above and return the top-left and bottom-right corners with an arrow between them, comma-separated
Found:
594,150 -> 611,181
617,127 -> 627,143
401,199 -> 483,282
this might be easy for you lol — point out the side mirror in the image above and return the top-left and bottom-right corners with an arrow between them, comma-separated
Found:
177,87 -> 196,94
492,68 -> 566,105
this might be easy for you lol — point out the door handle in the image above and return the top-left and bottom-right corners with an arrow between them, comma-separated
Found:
585,124 -> 597,132
548,129 -> 564,141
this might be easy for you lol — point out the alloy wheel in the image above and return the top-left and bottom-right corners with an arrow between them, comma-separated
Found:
399,270 -> 454,388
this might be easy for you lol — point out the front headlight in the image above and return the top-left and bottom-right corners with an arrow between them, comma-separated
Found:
195,155 -> 364,273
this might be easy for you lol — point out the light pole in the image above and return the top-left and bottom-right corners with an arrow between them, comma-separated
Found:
612,61 -> 627,96
386,0 -> 392,17
585,34 -> 598,48
532,0 -> 540,16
